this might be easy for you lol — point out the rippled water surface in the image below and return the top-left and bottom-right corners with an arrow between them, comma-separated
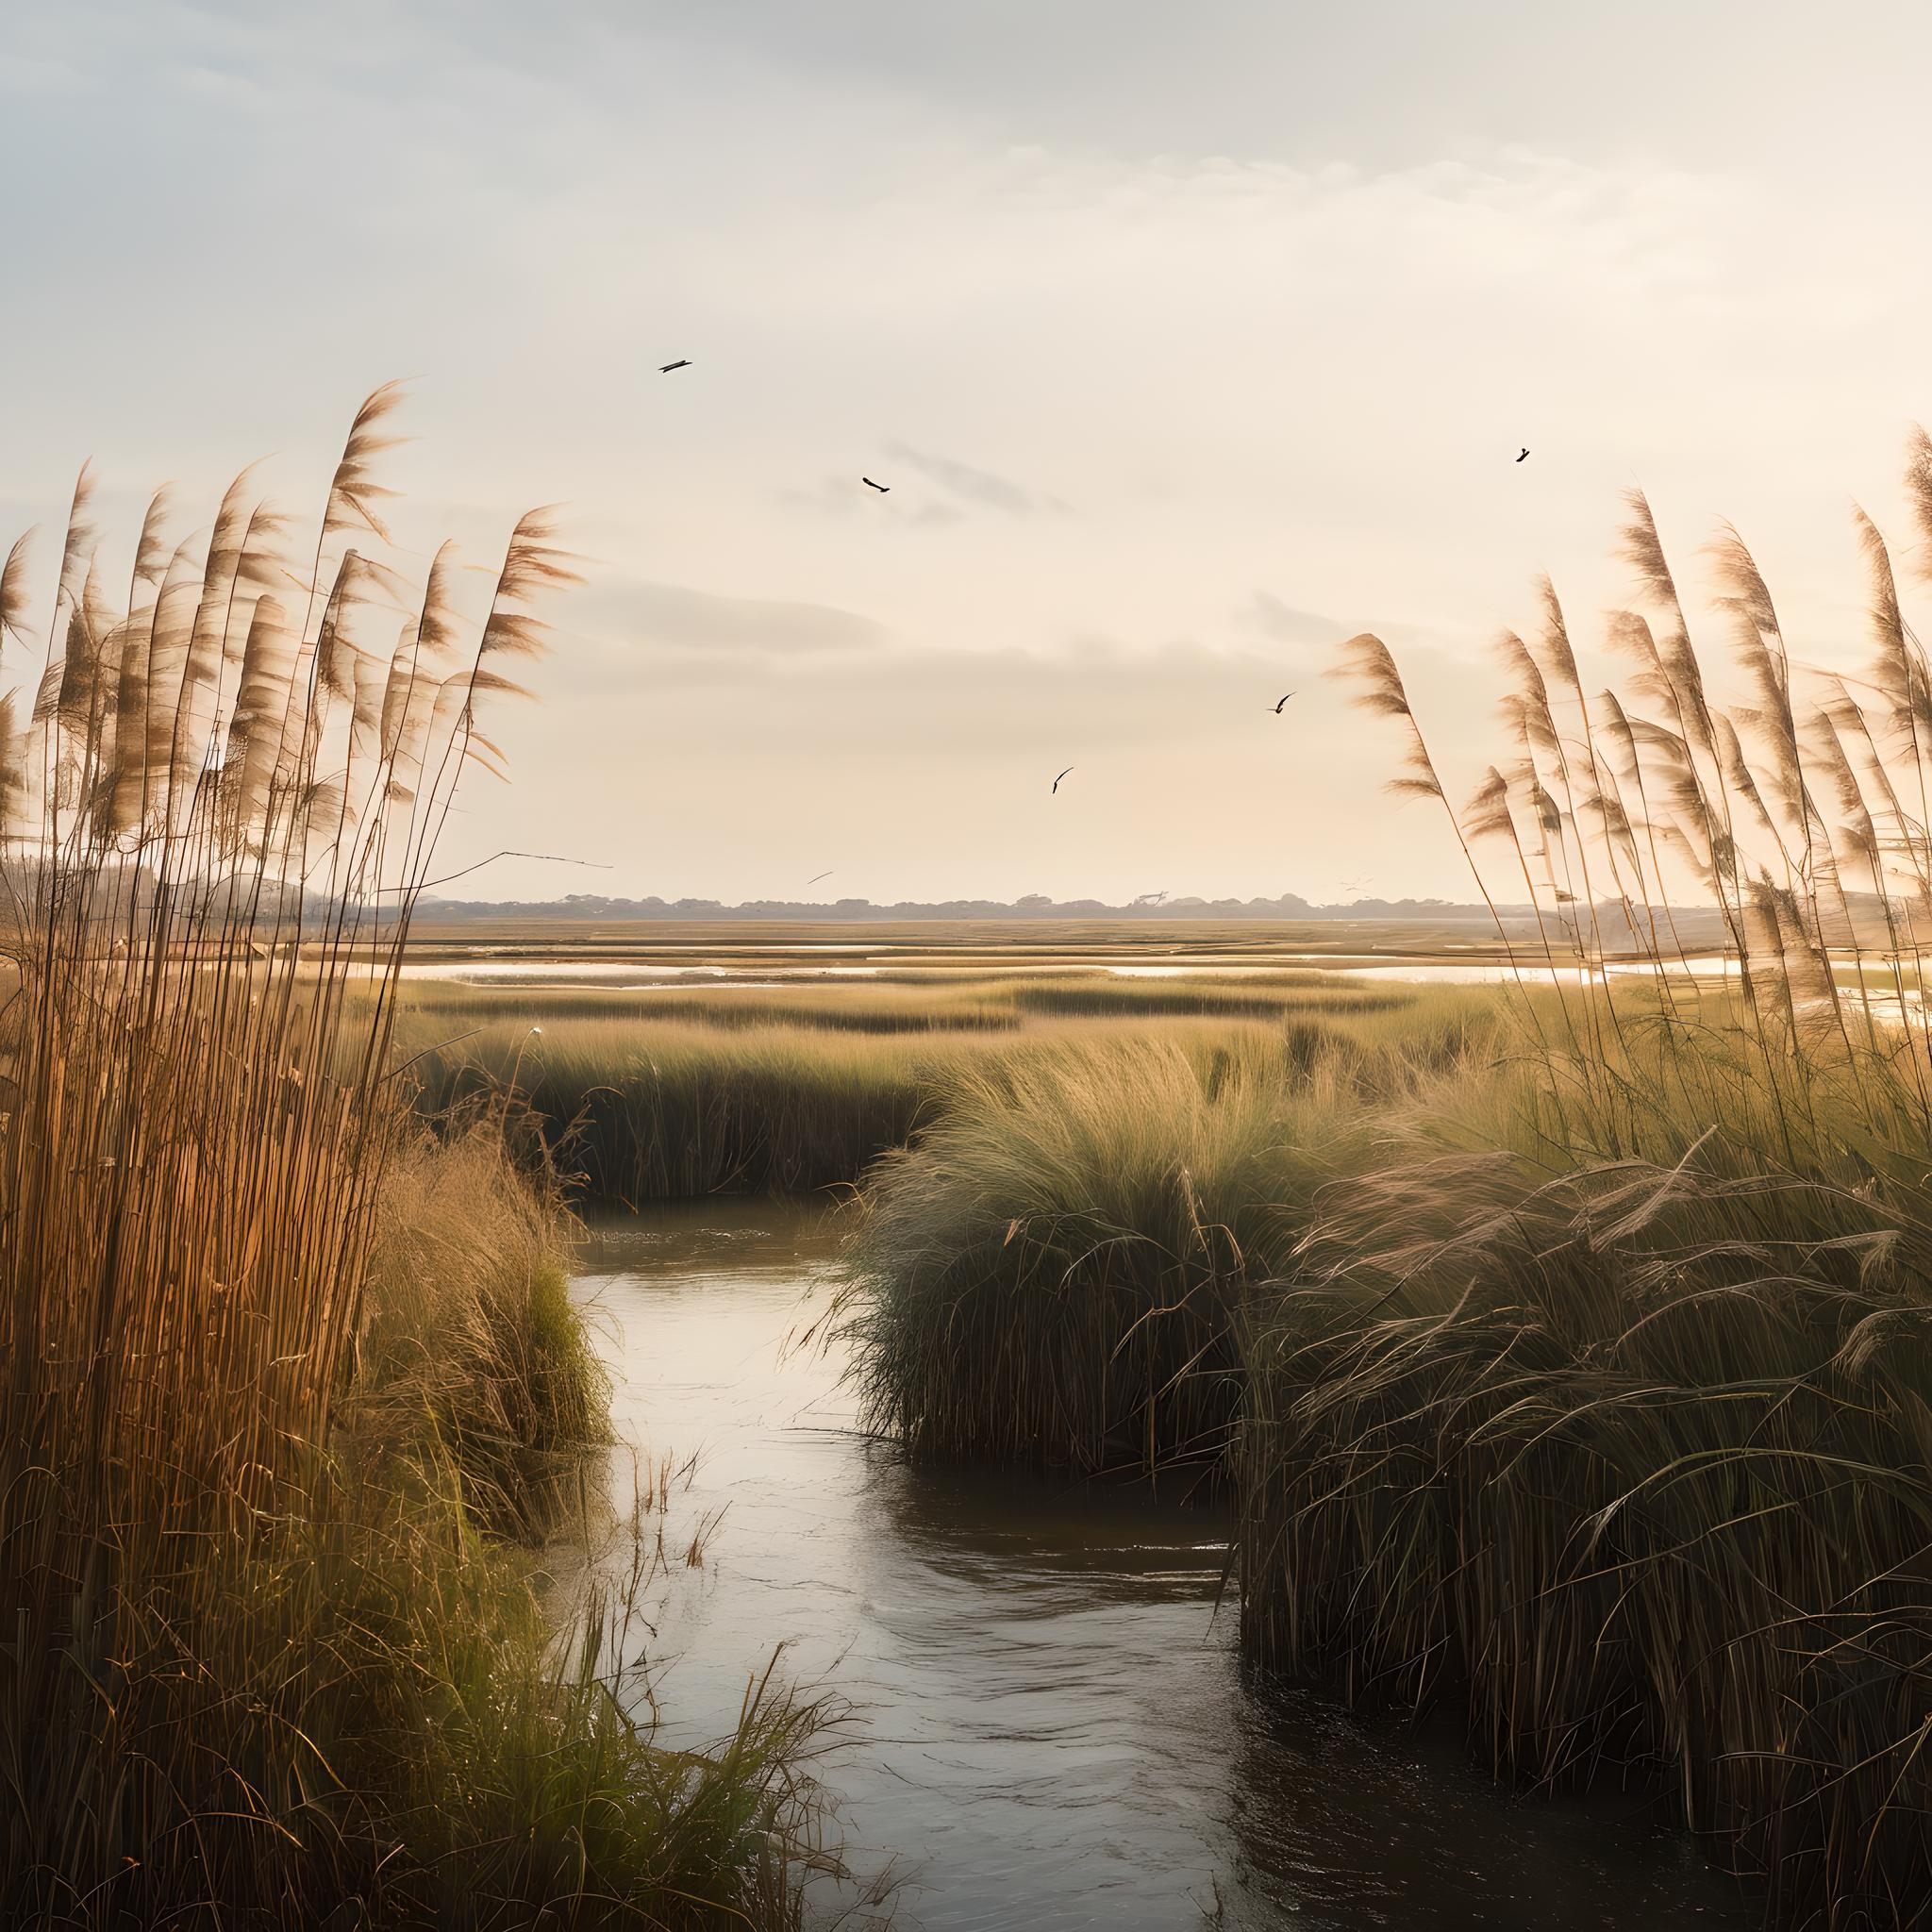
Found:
579,1200 -> 1753,1930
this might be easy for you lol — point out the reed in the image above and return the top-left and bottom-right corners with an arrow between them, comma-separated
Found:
1234,435 -> 1932,1923
353,1109 -> 609,1535
0,395 -> 831,1926
840,438 -> 1932,1920
1238,1141 -> 1932,1928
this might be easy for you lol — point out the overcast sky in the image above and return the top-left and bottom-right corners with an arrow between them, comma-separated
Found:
6,1 -> 1932,904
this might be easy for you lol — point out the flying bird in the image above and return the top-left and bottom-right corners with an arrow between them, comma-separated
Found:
1052,766 -> 1074,793
1515,447 -> 1530,462
1272,691 -> 1297,713
806,870 -> 834,885
862,476 -> 890,492
659,359 -> 691,373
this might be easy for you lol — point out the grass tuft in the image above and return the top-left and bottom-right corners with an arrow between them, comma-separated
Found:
850,1027 -> 1409,1474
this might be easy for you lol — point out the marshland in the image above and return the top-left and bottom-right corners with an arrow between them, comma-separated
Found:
27,2 -> 1932,1923
370,456 -> 1932,1928
13,376 -> 1932,1932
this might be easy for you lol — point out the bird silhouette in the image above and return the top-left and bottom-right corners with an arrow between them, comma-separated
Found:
862,476 -> 890,492
659,359 -> 691,373
1272,691 -> 1297,713
1052,766 -> 1074,793
1516,447 -> 1530,462
806,870 -> 834,885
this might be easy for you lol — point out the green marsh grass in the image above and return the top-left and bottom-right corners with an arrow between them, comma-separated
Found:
848,1033 -> 1368,1474
391,963 -> 1404,1033
404,1013 -> 985,1198
397,975 -> 1026,1032
844,1004 -> 1506,1474
394,977 -> 1484,1207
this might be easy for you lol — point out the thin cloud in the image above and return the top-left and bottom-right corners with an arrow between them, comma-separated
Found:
774,477 -> 864,518
574,571 -> 890,657
883,441 -> 1064,516
1238,591 -> 1345,647
908,499 -> 968,528
775,474 -> 970,528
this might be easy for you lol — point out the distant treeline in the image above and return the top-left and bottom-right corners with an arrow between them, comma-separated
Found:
418,889 -> 1539,923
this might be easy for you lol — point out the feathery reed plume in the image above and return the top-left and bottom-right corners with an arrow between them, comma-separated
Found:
312,555 -> 360,701
53,460 -> 97,625
1804,698 -> 1898,1053
1335,633 -> 1563,1061
1620,492 -> 1731,806
222,591 -> 296,845
129,485 -> 175,598
324,378 -> 408,547
0,692 -> 24,835
1707,525 -> 1840,973
1529,577 -> 1624,939
1852,503 -> 1932,903
403,510 -> 581,885
1332,631 -> 1446,802
1715,711 -> 1783,855
1460,765 -> 1514,844
0,387 -> 595,1924
475,507 -> 582,671
1593,686 -> 1682,937
0,530 -> 34,656
1903,424 -> 1932,584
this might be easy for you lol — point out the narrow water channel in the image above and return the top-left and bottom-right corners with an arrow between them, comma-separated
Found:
577,1199 -> 1753,1931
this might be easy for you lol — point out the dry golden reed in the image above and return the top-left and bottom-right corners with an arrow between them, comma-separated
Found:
0,389 -> 665,1924
1286,433 -> 1932,1926
0,394 -> 842,1930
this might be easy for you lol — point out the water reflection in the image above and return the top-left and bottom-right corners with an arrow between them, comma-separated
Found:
577,1200 -> 1752,1930
395,950 -> 1757,992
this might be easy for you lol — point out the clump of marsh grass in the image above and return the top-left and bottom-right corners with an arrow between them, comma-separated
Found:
355,1108 -> 609,1536
847,1029 -> 1392,1474
0,392 -> 834,1927
1002,977 -> 1412,1021
411,1014 -> 965,1198
1240,1149 -> 1932,1927
1289,431 -> 1932,1922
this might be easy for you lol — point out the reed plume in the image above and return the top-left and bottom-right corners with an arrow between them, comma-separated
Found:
1298,432 -> 1932,1923
0,386 -> 577,1924
1343,441 -> 1932,1125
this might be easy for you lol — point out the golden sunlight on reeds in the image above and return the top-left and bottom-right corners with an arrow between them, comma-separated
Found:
0,378 -> 566,1563
0,393 -> 835,1928
832,439 -> 1932,1928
